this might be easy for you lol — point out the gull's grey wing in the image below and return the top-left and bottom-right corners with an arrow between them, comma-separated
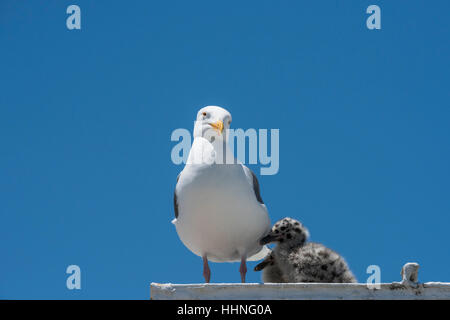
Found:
173,173 -> 180,219
243,165 -> 264,204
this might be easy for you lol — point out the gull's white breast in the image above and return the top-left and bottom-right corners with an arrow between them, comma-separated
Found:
173,163 -> 270,262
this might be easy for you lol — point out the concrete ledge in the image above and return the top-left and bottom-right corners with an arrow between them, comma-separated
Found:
150,282 -> 450,300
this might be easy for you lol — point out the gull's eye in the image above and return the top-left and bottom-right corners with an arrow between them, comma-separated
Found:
202,112 -> 207,117
228,120 -> 231,125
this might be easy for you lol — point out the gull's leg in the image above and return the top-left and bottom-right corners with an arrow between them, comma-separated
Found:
203,255 -> 211,283
239,256 -> 247,283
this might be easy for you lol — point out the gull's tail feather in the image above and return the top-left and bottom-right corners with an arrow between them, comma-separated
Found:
247,245 -> 271,261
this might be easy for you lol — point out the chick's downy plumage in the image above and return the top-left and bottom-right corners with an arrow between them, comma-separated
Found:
255,218 -> 356,283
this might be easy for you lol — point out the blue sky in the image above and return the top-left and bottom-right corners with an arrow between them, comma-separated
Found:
1,1 -> 449,299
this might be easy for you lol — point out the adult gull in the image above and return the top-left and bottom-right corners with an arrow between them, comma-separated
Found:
172,106 -> 271,283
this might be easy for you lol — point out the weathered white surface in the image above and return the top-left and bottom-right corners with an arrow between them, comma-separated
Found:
398,262 -> 420,288
151,282 -> 450,300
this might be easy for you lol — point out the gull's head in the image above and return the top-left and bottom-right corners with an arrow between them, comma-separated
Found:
193,106 -> 232,143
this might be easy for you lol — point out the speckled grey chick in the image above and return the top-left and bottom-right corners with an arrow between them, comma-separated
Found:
254,250 -> 285,283
254,218 -> 357,283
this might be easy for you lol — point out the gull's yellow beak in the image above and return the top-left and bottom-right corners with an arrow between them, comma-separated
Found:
209,120 -> 224,135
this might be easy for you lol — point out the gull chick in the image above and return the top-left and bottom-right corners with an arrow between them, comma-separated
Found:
255,218 -> 356,283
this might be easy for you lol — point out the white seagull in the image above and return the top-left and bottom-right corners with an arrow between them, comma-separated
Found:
172,106 -> 271,283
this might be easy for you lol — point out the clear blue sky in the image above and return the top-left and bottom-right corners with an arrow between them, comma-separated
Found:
1,1 -> 449,299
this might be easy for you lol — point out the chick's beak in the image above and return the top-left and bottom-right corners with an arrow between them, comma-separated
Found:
259,233 -> 277,245
209,120 -> 224,135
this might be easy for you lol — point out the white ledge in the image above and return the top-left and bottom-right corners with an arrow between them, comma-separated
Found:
150,282 -> 450,300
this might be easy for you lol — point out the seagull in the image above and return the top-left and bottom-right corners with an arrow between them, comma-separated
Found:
255,217 -> 357,283
172,106 -> 271,283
